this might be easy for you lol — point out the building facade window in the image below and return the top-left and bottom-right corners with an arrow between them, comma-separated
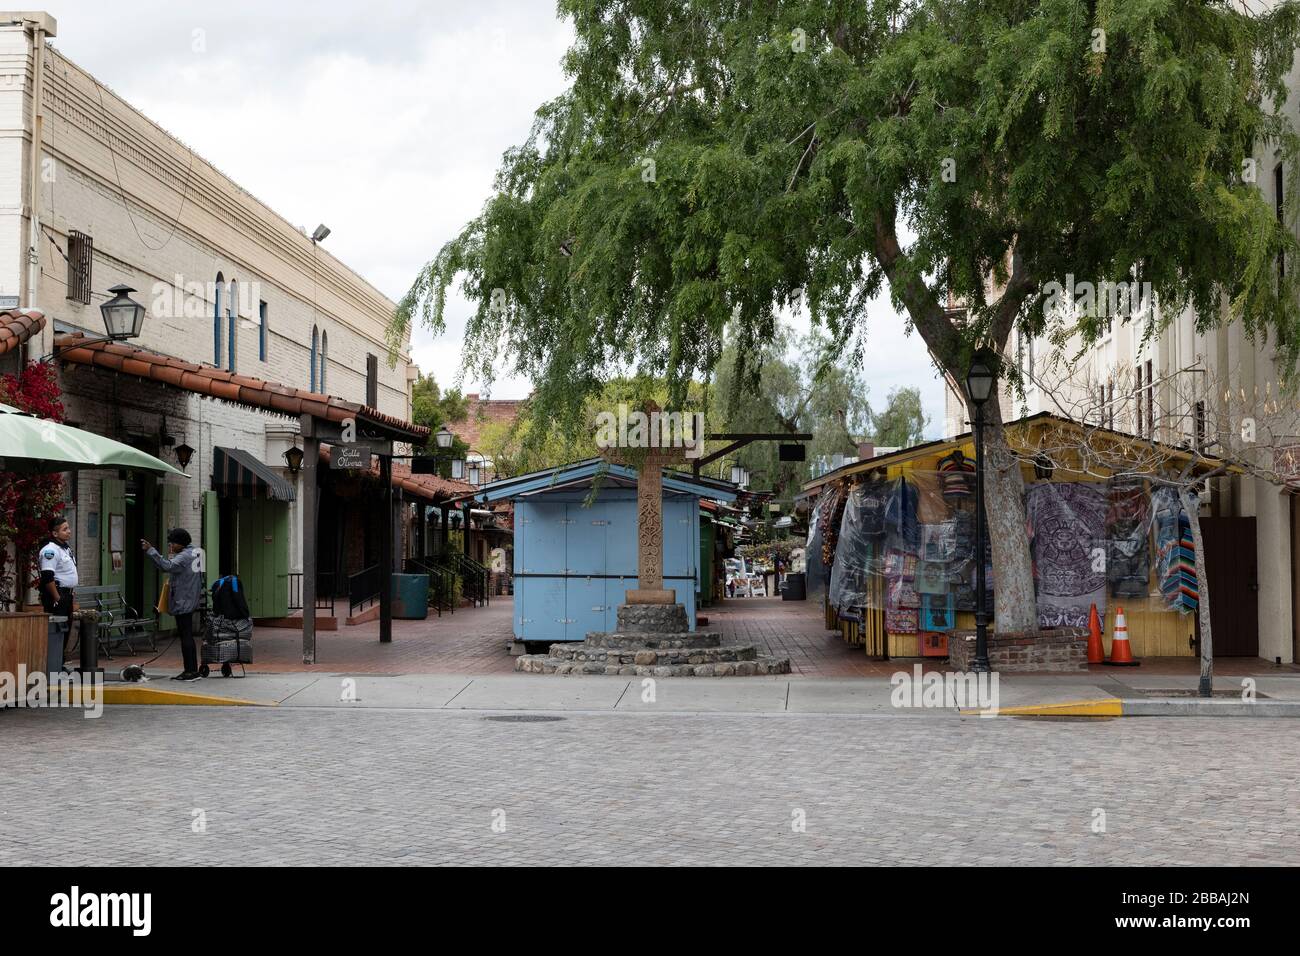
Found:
213,272 -> 224,366
66,230 -> 93,304
258,301 -> 268,362
1276,163 -> 1285,291
366,353 -> 378,408
227,279 -> 237,372
310,325 -> 319,392
320,331 -> 328,394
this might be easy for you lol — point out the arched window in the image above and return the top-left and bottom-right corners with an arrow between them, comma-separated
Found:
213,272 -> 224,366
310,325 -> 319,392
320,331 -> 328,394
227,279 -> 237,372
258,301 -> 268,362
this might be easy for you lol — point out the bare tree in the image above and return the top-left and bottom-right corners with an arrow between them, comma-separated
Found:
1006,352 -> 1300,697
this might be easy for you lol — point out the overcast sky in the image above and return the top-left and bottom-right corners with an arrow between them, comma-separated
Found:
46,0 -> 949,438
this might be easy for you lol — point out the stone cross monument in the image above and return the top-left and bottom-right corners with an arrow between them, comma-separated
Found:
601,401 -> 690,606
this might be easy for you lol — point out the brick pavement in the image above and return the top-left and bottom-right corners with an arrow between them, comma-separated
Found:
2,706 -> 1297,865
93,594 -> 1297,679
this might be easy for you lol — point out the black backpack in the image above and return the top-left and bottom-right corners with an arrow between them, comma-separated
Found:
211,575 -> 251,621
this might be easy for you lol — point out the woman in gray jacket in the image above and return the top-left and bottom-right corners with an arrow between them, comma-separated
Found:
142,528 -> 204,681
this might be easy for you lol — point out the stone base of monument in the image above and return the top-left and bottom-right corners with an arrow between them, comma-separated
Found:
515,603 -> 792,677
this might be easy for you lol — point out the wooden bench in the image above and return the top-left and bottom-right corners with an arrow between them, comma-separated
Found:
73,585 -> 159,658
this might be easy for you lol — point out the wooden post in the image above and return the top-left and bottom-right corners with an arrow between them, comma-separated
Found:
300,416 -> 319,664
462,502 -> 472,557
379,453 -> 393,644
416,503 -> 426,558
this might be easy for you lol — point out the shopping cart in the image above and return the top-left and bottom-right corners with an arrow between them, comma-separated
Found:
198,614 -> 252,678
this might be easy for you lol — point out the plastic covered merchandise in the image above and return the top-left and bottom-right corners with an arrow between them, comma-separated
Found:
1106,480 -> 1151,598
819,483 -> 848,568
805,491 -> 829,597
827,482 -> 879,610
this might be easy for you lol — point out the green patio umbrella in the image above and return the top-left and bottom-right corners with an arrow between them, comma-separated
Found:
0,404 -> 186,477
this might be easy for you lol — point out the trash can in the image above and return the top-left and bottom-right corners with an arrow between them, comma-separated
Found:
782,572 -> 806,601
391,573 -> 430,620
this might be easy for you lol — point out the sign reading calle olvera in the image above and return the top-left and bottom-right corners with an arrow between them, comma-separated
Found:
333,443 -> 371,470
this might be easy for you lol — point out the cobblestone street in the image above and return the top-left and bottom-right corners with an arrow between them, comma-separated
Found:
4,706 -> 1297,866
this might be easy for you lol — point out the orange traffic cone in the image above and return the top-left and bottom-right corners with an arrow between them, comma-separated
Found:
1086,603 -> 1105,664
1103,606 -> 1140,666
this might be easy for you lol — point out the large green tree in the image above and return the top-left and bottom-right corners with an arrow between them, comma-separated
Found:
707,325 -> 870,498
393,0 -> 1300,632
871,386 -> 929,448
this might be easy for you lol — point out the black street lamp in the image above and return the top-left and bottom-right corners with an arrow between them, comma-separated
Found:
99,284 -> 147,340
965,347 -> 999,674
283,444 -> 305,477
40,284 -> 147,362
411,424 -> 466,478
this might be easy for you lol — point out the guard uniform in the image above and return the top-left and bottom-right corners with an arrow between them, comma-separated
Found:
39,538 -> 78,619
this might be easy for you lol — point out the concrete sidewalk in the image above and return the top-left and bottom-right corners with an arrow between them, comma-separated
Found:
92,668 -> 1300,716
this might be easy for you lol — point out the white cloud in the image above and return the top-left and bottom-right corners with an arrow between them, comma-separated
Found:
47,0 -> 946,434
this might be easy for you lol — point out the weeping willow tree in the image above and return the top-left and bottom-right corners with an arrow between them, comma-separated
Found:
392,0 -> 1300,633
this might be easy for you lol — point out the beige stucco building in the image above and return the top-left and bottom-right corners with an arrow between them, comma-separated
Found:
0,11 -> 471,629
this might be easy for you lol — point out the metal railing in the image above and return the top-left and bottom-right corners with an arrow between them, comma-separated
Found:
439,548 -> 490,608
348,564 -> 381,617
287,572 -> 334,611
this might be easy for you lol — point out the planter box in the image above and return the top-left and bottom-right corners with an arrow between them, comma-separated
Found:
948,627 -> 1088,673
1,612 -> 48,704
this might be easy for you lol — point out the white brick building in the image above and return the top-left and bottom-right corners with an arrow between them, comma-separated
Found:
0,11 -> 454,626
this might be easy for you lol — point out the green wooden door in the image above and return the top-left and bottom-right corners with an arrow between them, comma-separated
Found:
202,491 -> 220,594
100,478 -> 126,591
237,499 -> 289,618
267,501 -> 289,618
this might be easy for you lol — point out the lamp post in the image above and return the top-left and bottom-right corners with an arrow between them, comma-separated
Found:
964,348 -> 998,674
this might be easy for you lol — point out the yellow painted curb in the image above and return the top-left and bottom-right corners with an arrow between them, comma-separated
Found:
959,697 -> 1123,718
53,685 -> 275,707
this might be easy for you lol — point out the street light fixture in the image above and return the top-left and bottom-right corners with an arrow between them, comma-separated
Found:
283,444 -> 305,477
41,284 -> 148,362
964,347 -> 1000,674
435,426 -> 454,450
173,442 -> 195,471
100,284 -> 147,341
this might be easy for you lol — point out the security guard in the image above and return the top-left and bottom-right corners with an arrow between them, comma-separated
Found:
39,517 -> 78,643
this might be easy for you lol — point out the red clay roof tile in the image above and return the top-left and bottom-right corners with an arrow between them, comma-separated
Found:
0,310 -> 45,357
54,333 -> 429,442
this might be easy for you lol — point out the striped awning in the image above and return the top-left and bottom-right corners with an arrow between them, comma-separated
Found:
212,446 -> 296,501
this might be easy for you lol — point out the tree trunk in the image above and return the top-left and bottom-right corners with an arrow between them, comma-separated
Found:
973,391 -> 1039,634
1179,486 -> 1213,698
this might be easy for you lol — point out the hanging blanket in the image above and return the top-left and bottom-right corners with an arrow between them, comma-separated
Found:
1152,487 -> 1199,613
1026,482 -> 1108,629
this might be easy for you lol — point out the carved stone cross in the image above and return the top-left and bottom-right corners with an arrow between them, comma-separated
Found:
601,402 -> 691,605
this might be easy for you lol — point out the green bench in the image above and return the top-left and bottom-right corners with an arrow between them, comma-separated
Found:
73,585 -> 159,658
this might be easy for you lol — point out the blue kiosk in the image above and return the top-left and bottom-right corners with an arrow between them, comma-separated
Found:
473,460 -> 737,643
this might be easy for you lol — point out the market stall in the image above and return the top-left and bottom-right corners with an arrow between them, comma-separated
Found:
804,413 -> 1220,660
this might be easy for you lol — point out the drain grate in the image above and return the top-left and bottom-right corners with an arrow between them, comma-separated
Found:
482,714 -> 566,723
